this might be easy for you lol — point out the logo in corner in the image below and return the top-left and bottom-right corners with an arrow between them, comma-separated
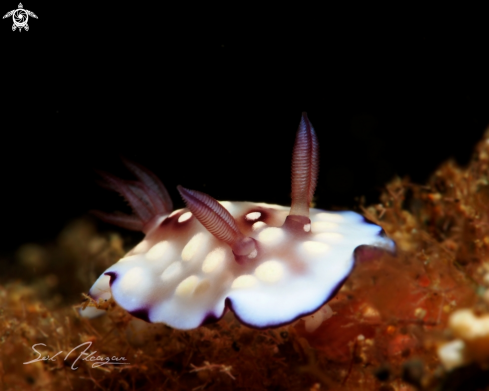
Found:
3,3 -> 37,32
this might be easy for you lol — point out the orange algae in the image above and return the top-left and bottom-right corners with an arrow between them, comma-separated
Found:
3,130 -> 489,389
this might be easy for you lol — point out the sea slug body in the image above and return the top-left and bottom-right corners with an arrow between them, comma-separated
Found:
81,113 -> 395,330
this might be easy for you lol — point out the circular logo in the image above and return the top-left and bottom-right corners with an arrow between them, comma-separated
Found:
13,8 -> 27,27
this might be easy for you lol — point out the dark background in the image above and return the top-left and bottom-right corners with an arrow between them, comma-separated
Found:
1,4 -> 488,255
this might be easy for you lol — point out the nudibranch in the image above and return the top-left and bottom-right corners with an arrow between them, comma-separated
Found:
81,113 -> 394,330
